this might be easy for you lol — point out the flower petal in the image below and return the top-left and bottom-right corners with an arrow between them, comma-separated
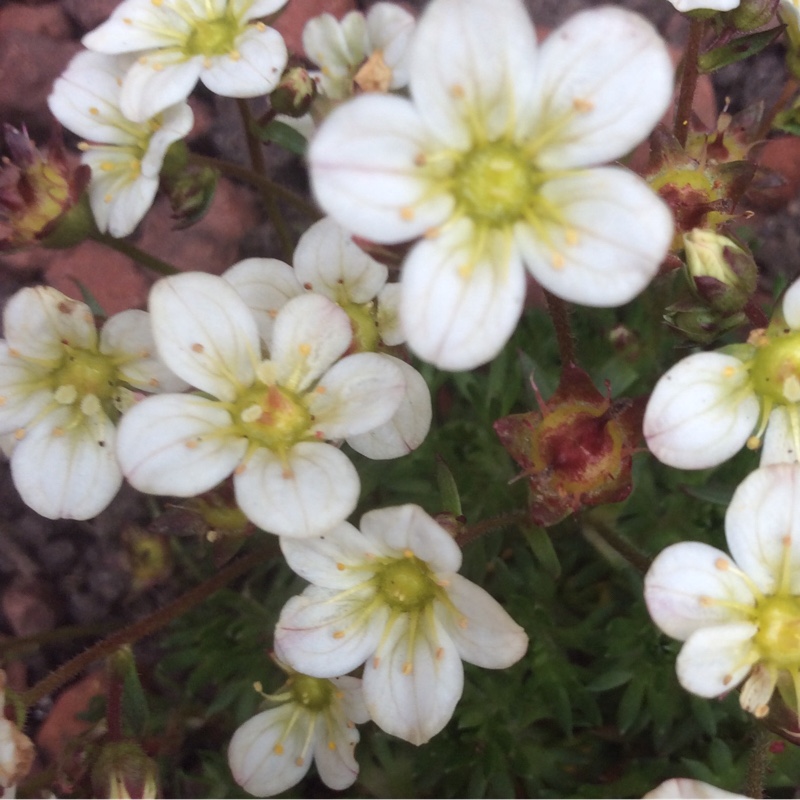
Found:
275,585 -> 388,677
149,273 -> 260,401
783,276 -> 800,329
439,574 -> 528,668
312,701 -> 361,791
531,8 -> 673,169
676,622 -> 757,698
120,53 -> 203,123
347,357 -> 432,459
228,705 -> 312,798
293,217 -> 388,304
409,0 -> 538,146
234,441 -> 360,538
366,2 -> 415,89
643,352 -> 759,469
199,25 -> 287,98
516,167 -> 672,307
358,504 -> 462,573
644,778 -> 748,799
760,406 -> 798,466
376,282 -> 403,346
331,675 -> 370,725
306,353 -> 404,439
644,542 -> 756,641
270,295 -> 352,393
140,100 -> 194,179
309,94 -> 453,243
0,346 -> 53,433
280,522 -> 376,589
82,1 -> 188,53
116,394 -> 246,496
400,223 -> 527,370
11,409 -> 121,520
726,464 -> 800,595
364,613 -> 463,745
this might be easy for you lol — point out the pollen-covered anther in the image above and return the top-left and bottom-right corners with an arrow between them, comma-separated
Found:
372,656 -> 380,668
755,703 -> 770,718
747,435 -> 762,450
89,106 -> 99,115
229,50 -> 241,61
403,549 -> 414,558
572,97 -> 594,112
54,384 -> 78,405
299,343 -> 311,356
333,630 -> 345,639
400,207 -> 414,220
435,647 -> 445,660
0,396 -> 6,406
185,438 -> 199,449
336,562 -> 346,571
191,343 -> 204,353
458,617 -> 468,629
450,84 -> 465,99
256,21 -> 266,30
402,661 -> 413,675
715,558 -> 730,571
698,595 -> 714,606
14,428 -> 25,440
52,427 -> 65,437
273,743 -> 283,755
723,366 -> 736,377
328,741 -> 336,750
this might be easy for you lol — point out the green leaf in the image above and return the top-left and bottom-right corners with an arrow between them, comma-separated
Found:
586,668 -> 633,692
122,664 -> 150,737
698,26 -> 784,73
253,119 -> 307,155
617,678 -> 645,734
74,279 -> 107,318
522,526 -> 561,579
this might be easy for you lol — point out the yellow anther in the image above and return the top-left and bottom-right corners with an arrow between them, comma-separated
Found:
458,617 -> 468,629
100,161 -> 116,172
256,21 -> 266,30
552,252 -> 565,269
299,343 -> 311,356
229,50 -> 241,61
403,549 -> 414,558
435,647 -> 444,660
203,57 -> 213,69
52,427 -> 65,437
572,97 -> 594,112
185,439 -> 198,449
400,207 -> 414,221
746,435 -> 762,451
328,741 -> 336,750
722,366 -> 736,377
336,562 -> 346,571
450,84 -> 465,98
14,429 -> 25,441
372,656 -> 381,669
715,558 -> 730,571
273,743 -> 284,755
78,142 -> 89,151
153,62 -> 164,71
565,228 -> 579,246
333,631 -> 345,639
0,397 -> 5,406
755,704 -> 770,718
295,757 -> 304,766
89,106 -> 99,115
402,662 -> 413,675
191,343 -> 204,353
234,463 -> 246,475
123,17 -> 132,23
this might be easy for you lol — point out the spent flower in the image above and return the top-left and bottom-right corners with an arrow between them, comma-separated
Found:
309,0 -> 674,369
275,504 -> 529,745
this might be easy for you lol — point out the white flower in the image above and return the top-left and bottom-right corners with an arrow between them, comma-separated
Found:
228,670 -> 368,798
48,51 -> 193,238
275,504 -> 529,745
644,277 -> 800,470
644,779 -> 748,799
116,273 -> 405,538
645,463 -> 800,722
780,0 -> 800,49
0,287 -> 183,520
303,3 -> 415,100
82,0 -> 288,123
666,0 -> 740,11
308,0 -> 674,370
224,217 -> 432,459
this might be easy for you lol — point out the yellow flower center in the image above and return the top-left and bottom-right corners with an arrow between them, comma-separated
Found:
233,383 -> 312,453
754,595 -> 800,668
749,330 -> 800,405
376,556 -> 438,612
289,674 -> 335,712
340,300 -> 380,353
185,14 -> 239,57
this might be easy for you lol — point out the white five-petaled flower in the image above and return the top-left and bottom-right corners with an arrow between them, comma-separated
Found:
645,463 -> 800,723
228,669 -> 368,798
644,277 -> 800,470
82,0 -> 288,123
275,504 -> 529,745
644,779 -> 748,799
303,2 -> 415,100
48,51 -> 193,238
116,272 -> 406,538
664,0 -> 740,11
308,0 -> 674,370
224,216 -> 432,459
0,286 -> 183,519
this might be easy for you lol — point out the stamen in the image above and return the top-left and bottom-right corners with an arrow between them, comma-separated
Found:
722,366 -> 736,378
400,207 -> 414,220
273,743 -> 283,755
191,343 -> 204,353
402,662 -> 413,675
572,97 -> 594,112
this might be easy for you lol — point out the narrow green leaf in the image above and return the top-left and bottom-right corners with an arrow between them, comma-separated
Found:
698,26 -> 784,73
253,119 -> 307,155
74,279 -> 107,319
122,663 -> 150,737
523,526 -> 561,579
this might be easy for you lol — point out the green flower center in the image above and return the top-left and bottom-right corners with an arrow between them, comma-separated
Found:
233,383 -> 312,452
341,300 -> 380,353
453,141 -> 534,226
52,348 -> 118,411
289,674 -> 335,712
749,330 -> 800,405
376,556 -> 438,612
754,595 -> 800,668
185,14 -> 239,57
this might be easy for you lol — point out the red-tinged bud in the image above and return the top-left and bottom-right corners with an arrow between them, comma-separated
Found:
494,365 -> 645,527
270,67 -> 317,117
91,742 -> 160,799
121,526 -> 173,593
0,124 -> 91,251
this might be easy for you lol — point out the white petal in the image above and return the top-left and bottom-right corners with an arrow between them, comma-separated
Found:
760,406 -> 799,466
531,8 -> 673,169
140,100 -> 194,179
303,12 -> 364,82
516,168 -> 672,306
726,464 -> 800,595
676,623 -> 757,698
409,0 -> 538,146
228,705 -> 312,798
270,295 -> 352,393
312,702 -> 361,791
11,409 -> 121,520
306,353 -> 404,439
117,394 -> 246,496
376,283 -> 403,346
100,310 -> 187,393
4,287 -> 96,358
643,353 -> 759,469
439,574 -> 528,668
347,357 -> 431,459
366,3 -> 415,89
149,273 -> 260,401
280,522 -> 376,589
275,585 -> 388,677
0,346 -> 52,433
223,258 -> 302,343
331,675 -> 370,725
82,2 -> 188,53
400,223 -> 527,370
120,54 -> 203,124
309,94 -> 453,243
645,779 -> 748,799
199,26 -> 287,98
363,613 -> 463,745
644,542 -> 756,641
84,160 -> 159,238
293,217 -> 388,304
670,0 -> 740,9
358,504 -> 462,573
783,276 -> 800,329
234,441 -> 360,538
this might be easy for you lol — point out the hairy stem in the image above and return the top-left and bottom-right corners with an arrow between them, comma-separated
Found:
90,232 -> 179,276
584,517 -> 652,574
674,18 -> 705,148
744,726 -> 772,799
544,289 -> 577,367
456,510 -> 529,548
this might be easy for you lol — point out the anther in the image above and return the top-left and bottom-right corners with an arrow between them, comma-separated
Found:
458,617 -> 468,629
400,207 -> 414,220
14,429 -> 25,440
450,84 -> 465,98
191,343 -> 204,353
229,50 -> 241,61
552,252 -> 565,270
185,439 -> 198,449
755,704 -> 770,718
722,673 -> 733,686
52,427 -> 65,437
435,647 -> 444,660
89,106 -> 99,115
402,662 -> 413,675
295,757 -> 304,766
746,436 -> 762,451
336,562 -> 346,571
299,343 -> 311,356
273,743 -> 283,755
714,558 -> 730,571
572,97 -> 594,112
414,154 -> 427,167
373,656 -> 380,669
722,366 -> 736,377
256,21 -> 266,30
333,631 -> 345,639
328,741 -> 336,750
403,549 -> 414,558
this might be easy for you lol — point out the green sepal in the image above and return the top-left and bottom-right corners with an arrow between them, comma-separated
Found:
253,120 -> 308,156
698,26 -> 784,73
435,454 -> 462,517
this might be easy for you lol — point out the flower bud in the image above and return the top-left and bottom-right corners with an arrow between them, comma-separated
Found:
725,0 -> 779,30
165,165 -> 218,229
91,742 -> 160,799
494,365 -> 645,527
270,67 -> 317,118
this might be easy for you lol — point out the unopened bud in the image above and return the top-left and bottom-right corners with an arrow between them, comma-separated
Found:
92,742 -> 160,799
725,0 -> 779,30
270,67 -> 317,118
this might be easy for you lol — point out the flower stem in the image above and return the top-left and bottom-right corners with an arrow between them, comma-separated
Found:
744,725 -> 772,799
236,98 -> 295,262
456,510 -> 529,548
543,289 -> 577,367
583,517 -> 651,574
19,542 -> 277,711
188,152 -> 321,219
674,18 -> 705,148
90,231 -> 179,276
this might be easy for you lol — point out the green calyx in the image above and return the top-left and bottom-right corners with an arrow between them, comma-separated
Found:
376,556 -> 438,612
233,382 -> 312,451
749,330 -> 800,405
341,301 -> 380,353
184,14 -> 239,57
290,674 -> 335,712
754,595 -> 800,668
